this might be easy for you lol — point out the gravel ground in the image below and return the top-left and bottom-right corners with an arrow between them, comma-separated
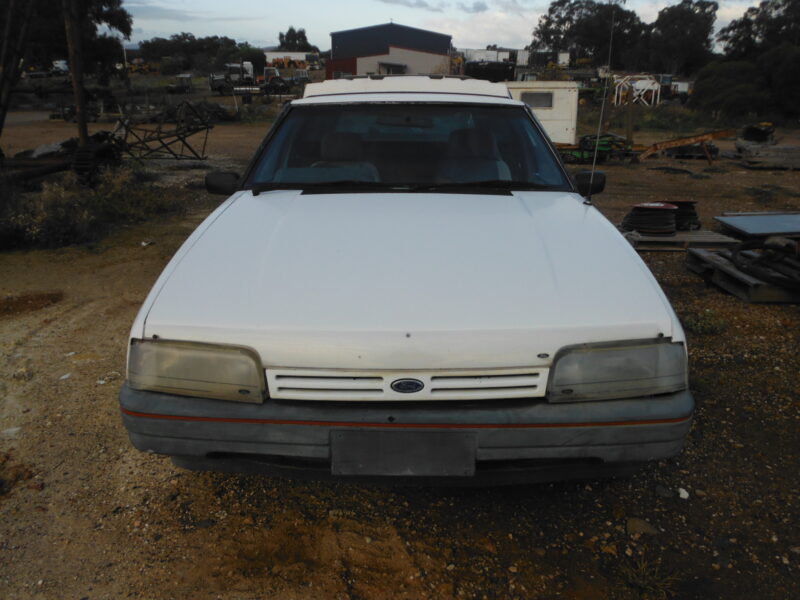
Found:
1,122 -> 798,600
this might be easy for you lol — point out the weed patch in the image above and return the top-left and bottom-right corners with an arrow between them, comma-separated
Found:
0,166 -> 194,249
682,309 -> 728,335
619,554 -> 679,600
578,104 -> 714,137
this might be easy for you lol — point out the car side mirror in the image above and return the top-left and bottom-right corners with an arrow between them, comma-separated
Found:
574,171 -> 606,197
205,171 -> 240,195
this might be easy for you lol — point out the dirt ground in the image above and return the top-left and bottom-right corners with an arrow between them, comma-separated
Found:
0,111 -> 271,161
1,118 -> 798,600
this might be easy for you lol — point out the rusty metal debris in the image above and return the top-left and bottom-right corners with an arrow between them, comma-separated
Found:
557,133 -> 635,164
0,131 -> 121,183
735,142 -> 800,170
116,101 -> 213,160
636,129 -> 736,163
1,101 -> 216,184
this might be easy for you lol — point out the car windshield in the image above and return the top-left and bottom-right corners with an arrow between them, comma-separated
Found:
248,103 -> 570,191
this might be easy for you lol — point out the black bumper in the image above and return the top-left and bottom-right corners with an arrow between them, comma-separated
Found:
119,383 -> 694,485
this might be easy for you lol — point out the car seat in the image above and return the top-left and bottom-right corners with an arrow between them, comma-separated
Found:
439,128 -> 511,183
311,132 -> 380,182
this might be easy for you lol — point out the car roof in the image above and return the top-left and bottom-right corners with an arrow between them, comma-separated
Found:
293,93 -> 523,107
302,75 -> 512,101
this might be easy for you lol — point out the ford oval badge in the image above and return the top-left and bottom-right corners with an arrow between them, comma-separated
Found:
391,378 -> 424,393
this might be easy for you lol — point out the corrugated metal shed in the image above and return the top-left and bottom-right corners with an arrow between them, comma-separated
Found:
331,23 -> 451,59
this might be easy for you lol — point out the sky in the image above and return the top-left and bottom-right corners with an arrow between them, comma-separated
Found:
121,0 -> 760,50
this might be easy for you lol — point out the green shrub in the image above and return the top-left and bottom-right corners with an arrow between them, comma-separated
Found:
619,554 -> 679,600
692,60 -> 772,117
577,103 -> 710,137
0,166 -> 192,249
682,309 -> 728,335
756,43 -> 800,118
638,104 -> 711,132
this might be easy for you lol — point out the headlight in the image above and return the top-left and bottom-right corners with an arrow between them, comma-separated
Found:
128,339 -> 265,403
548,340 -> 687,403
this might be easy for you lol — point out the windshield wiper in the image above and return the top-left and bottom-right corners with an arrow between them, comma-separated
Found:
249,180 -> 564,195
408,180 -> 563,193
250,181 -> 392,195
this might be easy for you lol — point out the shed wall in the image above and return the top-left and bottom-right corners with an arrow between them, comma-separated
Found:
357,47 -> 450,76
331,23 -> 450,60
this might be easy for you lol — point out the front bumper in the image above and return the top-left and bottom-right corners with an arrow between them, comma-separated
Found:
119,383 -> 694,485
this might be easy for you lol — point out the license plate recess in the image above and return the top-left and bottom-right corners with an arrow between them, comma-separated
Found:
331,430 -> 476,477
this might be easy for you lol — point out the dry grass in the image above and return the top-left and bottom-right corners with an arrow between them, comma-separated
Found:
0,166 -> 193,249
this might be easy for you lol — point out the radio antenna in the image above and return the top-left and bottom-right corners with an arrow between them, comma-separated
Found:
586,3 -> 616,205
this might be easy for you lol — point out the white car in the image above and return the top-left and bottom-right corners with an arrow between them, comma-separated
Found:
120,76 -> 693,484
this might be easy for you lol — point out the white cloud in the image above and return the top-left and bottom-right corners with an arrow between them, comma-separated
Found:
376,0 -> 447,12
716,1 -> 760,29
494,0 -> 530,17
125,1 -> 202,21
425,2 -> 542,48
457,1 -> 489,13
631,0 -> 759,30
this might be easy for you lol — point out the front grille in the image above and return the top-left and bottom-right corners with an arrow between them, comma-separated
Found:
266,368 -> 548,401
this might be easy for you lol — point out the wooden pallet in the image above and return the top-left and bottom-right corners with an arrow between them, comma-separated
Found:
686,248 -> 800,303
621,229 -> 740,252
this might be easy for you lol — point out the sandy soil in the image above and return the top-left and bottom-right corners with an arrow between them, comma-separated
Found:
1,119 -> 798,600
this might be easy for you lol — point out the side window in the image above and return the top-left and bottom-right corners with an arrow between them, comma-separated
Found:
519,114 -> 563,184
252,118 -> 297,179
521,92 -> 553,109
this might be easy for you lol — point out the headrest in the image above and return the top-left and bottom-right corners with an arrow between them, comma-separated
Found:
447,128 -> 499,159
320,132 -> 363,161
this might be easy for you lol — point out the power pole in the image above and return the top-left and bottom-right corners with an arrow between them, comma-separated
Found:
625,93 -> 634,145
62,0 -> 89,147
0,0 -> 35,143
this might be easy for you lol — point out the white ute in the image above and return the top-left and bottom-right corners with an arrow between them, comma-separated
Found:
120,76 -> 693,484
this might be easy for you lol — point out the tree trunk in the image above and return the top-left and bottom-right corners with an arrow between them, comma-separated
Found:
0,0 -> 35,144
62,0 -> 89,147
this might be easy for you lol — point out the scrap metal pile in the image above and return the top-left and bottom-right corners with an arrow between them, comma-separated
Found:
618,202 -> 800,302
558,126 -> 795,167
635,129 -> 734,163
115,101 -> 213,160
558,133 -> 634,164
730,123 -> 800,170
558,129 -> 733,165
0,101 -> 216,185
0,130 -> 121,184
